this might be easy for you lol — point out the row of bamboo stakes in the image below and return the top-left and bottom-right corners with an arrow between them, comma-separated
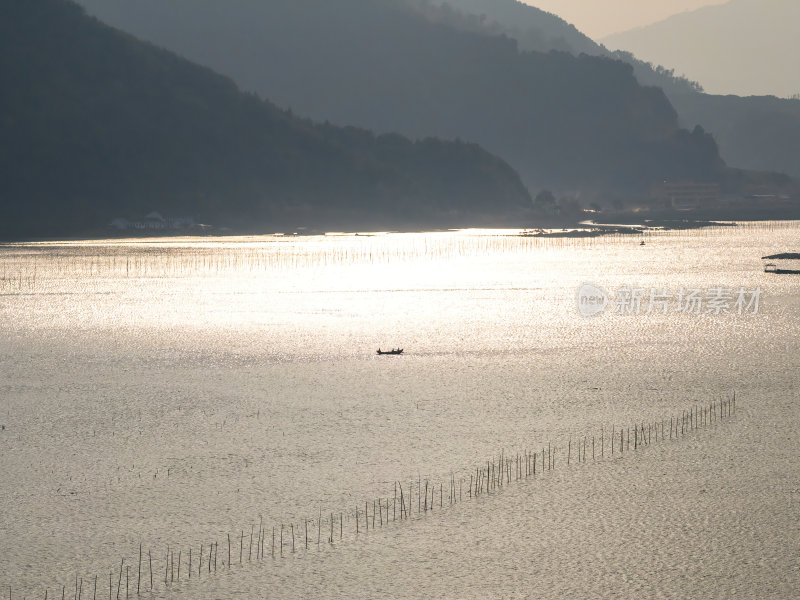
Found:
1,220 -> 790,290
0,227 -> 695,288
8,394 -> 737,599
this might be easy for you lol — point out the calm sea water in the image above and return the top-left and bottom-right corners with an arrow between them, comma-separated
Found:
1,224 -> 798,599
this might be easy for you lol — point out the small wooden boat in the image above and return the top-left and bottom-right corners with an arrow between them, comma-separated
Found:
762,253 -> 800,274
377,348 -> 403,355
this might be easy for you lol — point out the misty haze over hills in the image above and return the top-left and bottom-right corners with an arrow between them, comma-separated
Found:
426,0 -> 600,56
3,0 -> 796,239
0,0 -> 532,239
426,0 -> 800,179
602,0 -> 800,98
427,0 -> 704,94
74,0 -> 727,197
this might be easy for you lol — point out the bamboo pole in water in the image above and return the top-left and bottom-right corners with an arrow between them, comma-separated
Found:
117,559 -> 123,600
136,544 -> 141,595
249,526 -> 253,561
258,517 -> 263,560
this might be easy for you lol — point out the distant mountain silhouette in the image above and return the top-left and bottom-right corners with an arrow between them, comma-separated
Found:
602,0 -> 800,98
423,0 -> 600,56
73,0 -> 728,196
670,93 -> 800,179
410,0 -> 800,178
420,1 -> 704,95
0,0 -> 532,239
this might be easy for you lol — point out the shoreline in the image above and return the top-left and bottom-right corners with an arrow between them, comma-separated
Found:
1,218 -> 795,245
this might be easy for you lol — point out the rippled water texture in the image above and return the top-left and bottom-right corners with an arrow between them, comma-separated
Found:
1,224 -> 798,599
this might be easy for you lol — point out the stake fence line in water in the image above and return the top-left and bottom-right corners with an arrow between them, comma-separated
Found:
9,394 -> 737,599
6,222 -> 779,291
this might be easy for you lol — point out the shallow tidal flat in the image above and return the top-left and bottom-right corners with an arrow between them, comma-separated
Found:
1,224 -> 799,598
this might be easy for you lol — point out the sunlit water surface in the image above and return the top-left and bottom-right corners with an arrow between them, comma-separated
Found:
1,224 -> 798,599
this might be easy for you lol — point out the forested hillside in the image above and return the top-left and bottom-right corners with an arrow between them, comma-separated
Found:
0,0 -> 532,238
427,0 -> 799,177
74,0 -> 727,194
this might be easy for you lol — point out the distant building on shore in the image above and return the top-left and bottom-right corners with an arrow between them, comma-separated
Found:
650,181 -> 720,211
110,212 -> 199,232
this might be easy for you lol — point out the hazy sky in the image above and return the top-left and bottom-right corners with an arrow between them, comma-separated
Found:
522,0 -> 728,38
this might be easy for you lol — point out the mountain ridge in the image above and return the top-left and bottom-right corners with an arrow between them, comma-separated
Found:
73,0 -> 728,196
0,0 -> 532,239
601,0 -> 800,98
406,0 -> 800,178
